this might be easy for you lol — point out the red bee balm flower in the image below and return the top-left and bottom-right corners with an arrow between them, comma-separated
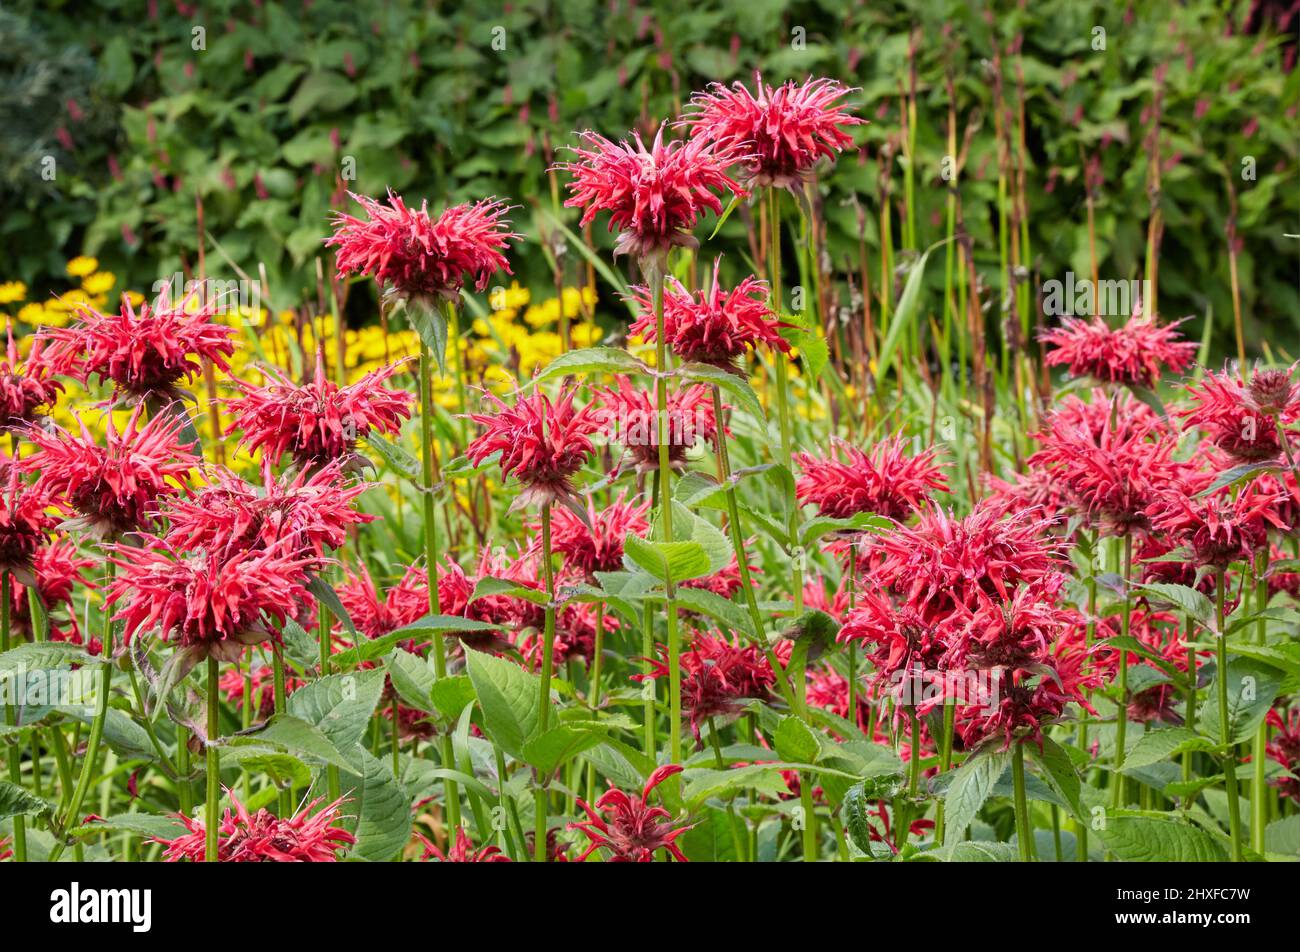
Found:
0,328 -> 62,429
0,465 -> 56,578
164,462 -> 371,560
597,376 -> 719,472
795,435 -> 947,521
22,406 -> 197,538
1040,313 -> 1196,388
158,792 -> 354,862
227,356 -> 413,471
419,828 -> 511,862
635,632 -> 775,737
465,387 -> 598,510
45,287 -> 236,403
629,259 -> 791,370
544,491 -> 650,578
107,541 -> 312,662
1181,369 -> 1293,463
569,765 -> 694,862
558,126 -> 747,266
327,190 -> 517,305
683,73 -> 863,188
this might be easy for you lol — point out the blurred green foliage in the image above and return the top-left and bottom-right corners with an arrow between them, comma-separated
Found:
3,0 -> 1297,353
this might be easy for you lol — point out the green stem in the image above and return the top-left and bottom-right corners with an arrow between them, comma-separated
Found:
205,656 -> 220,861
419,341 -> 461,842
1216,570 -> 1244,862
1112,533 -> 1132,809
933,698 -> 956,843
707,717 -> 746,862
1252,547 -> 1268,855
2,573 -> 25,862
272,644 -> 292,816
534,503 -> 557,862
1012,741 -> 1032,862
50,561 -> 116,862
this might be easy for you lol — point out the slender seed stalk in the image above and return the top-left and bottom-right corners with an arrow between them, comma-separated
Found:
205,655 -> 220,862
1216,570 -> 1244,862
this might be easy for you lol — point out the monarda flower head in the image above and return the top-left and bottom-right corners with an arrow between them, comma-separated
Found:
9,538 -> 92,641
158,792 -> 354,862
327,190 -> 518,306
1040,313 -> 1196,388
1266,708 -> 1300,804
795,435 -> 948,522
22,405 -> 197,538
1028,411 -> 1183,535
337,562 -> 429,641
107,540 -> 312,667
0,328 -> 62,429
869,503 -> 1064,624
0,464 -> 56,581
569,764 -> 694,862
1181,369 -> 1294,463
164,462 -> 371,561
1148,481 -> 1286,568
634,632 -> 775,738
544,490 -> 650,578
943,576 -> 1073,672
466,387 -> 598,512
838,591 -> 952,705
557,125 -> 747,267
419,828 -> 511,863
629,258 -> 791,370
682,73 -> 862,189
44,286 -> 236,404
597,376 -> 719,472
227,354 -> 413,472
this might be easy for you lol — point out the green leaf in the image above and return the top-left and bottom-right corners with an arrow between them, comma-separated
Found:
251,713 -> 359,772
1199,658 -> 1283,745
0,781 -> 52,821
1096,814 -> 1228,861
526,346 -> 650,387
1029,737 -> 1083,821
287,669 -> 385,761
306,575 -> 357,637
773,715 -> 821,764
678,362 -> 765,422
1264,815 -> 1300,857
1121,728 -> 1214,771
799,512 -> 893,548
521,726 -> 606,776
681,763 -> 799,804
74,812 -> 187,841
221,746 -> 312,789
842,781 -> 884,858
464,648 -> 541,757
942,841 -> 1022,861
672,586 -> 757,641
470,576 -> 550,606
339,748 -> 412,862
623,534 -> 711,585
428,675 -> 477,720
0,642 -> 104,675
366,432 -> 420,479
1133,582 -> 1215,631
1197,461 -> 1279,497
386,649 -> 436,713
878,241 -> 941,378
405,298 -> 449,374
941,749 -> 1012,852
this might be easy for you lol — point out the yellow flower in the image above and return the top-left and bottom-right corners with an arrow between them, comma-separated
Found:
16,303 -> 45,326
0,281 -> 26,305
66,256 -> 99,278
81,272 -> 116,295
123,290 -> 145,308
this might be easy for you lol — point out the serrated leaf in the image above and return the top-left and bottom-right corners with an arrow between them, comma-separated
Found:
941,749 -> 1011,852
526,346 -> 650,387
339,748 -> 411,862
464,648 -> 541,757
386,649 -> 435,713
1121,728 -> 1214,771
774,715 -> 820,764
287,669 -> 385,762
1096,814 -> 1228,861
623,534 -> 711,585
1199,658 -> 1283,745
678,362 -> 765,422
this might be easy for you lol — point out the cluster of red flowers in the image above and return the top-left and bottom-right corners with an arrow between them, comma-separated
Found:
1040,312 -> 1197,388
569,765 -> 693,862
635,631 -> 776,738
795,435 -> 947,522
0,328 -> 62,429
158,792 -> 354,862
